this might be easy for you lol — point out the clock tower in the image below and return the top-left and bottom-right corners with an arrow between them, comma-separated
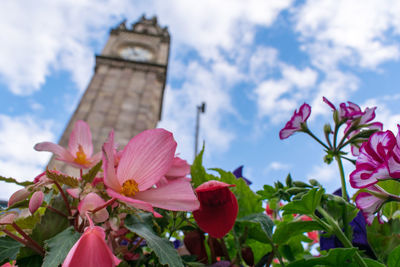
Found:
49,16 -> 170,172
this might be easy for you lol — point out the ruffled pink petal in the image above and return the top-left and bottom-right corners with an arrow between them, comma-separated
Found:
68,120 -> 93,156
349,163 -> 389,188
62,225 -> 121,267
8,188 -> 30,207
66,188 -> 81,199
34,142 -> 74,162
355,186 -> 388,225
360,107 -> 376,124
78,193 -> 109,223
29,191 -> 44,214
134,178 -> 200,211
117,129 -> 176,191
299,103 -> 311,121
102,131 -> 121,192
89,152 -> 102,167
165,157 -> 191,179
279,128 -> 297,140
106,189 -> 162,218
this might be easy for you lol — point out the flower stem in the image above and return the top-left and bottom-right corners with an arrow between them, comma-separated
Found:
317,207 -> 367,267
303,128 -> 330,150
46,205 -> 68,218
2,229 -> 43,255
53,181 -> 72,216
91,197 -> 117,214
335,155 -> 348,202
11,223 -> 45,256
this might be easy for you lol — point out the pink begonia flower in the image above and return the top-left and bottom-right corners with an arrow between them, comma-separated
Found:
355,185 -> 389,225
350,131 -> 395,188
29,191 -> 44,214
103,129 -> 200,217
78,193 -> 109,223
62,215 -> 121,267
279,103 -> 311,140
193,180 -> 238,238
34,120 -> 101,169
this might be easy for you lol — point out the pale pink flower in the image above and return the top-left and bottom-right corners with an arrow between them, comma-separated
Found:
279,103 -> 311,140
62,216 -> 121,267
34,120 -> 101,169
78,193 -> 109,223
355,185 -> 389,225
350,131 -> 395,188
29,191 -> 44,214
103,129 -> 200,217
157,156 -> 191,186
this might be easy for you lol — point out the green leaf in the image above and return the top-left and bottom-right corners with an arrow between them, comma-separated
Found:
367,219 -> 400,263
16,254 -> 42,267
237,213 -> 274,242
364,258 -> 387,267
0,176 -> 33,187
286,247 -> 357,267
31,195 -> 69,246
388,244 -> 400,267
0,236 -> 23,265
211,168 -> 264,217
46,169 -> 79,188
42,226 -> 81,267
190,145 -> 208,188
82,160 -> 103,183
256,185 -> 276,200
273,220 -> 324,244
282,188 -> 324,216
124,213 -> 184,267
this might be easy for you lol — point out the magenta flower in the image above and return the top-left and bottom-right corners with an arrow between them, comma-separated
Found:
279,103 -> 311,140
355,185 -> 389,225
350,131 -> 395,188
386,125 -> 400,178
102,129 -> 200,217
62,217 -> 121,267
193,180 -> 238,238
34,120 -> 101,169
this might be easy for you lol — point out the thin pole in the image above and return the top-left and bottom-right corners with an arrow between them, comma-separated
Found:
194,102 -> 206,160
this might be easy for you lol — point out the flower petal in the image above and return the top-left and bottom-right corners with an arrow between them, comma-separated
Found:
8,188 -> 30,207
165,157 -> 190,179
102,130 -> 121,192
34,142 -> 74,162
106,189 -> 162,218
117,129 -> 176,191
134,178 -> 200,211
78,193 -> 109,223
68,120 -> 93,156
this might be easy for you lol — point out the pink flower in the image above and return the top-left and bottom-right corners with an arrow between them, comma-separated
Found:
103,129 -> 200,217
300,215 -> 318,243
34,120 -> 101,169
157,156 -> 191,186
279,103 -> 311,140
29,191 -> 44,214
193,180 -> 238,238
350,131 -> 395,188
78,193 -> 109,223
386,125 -> 400,178
62,217 -> 121,267
355,185 -> 389,225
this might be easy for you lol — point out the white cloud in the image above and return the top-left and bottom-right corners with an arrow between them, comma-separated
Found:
0,114 -> 56,199
268,161 -> 290,171
294,0 -> 400,70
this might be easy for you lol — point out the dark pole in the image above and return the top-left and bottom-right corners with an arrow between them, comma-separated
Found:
194,102 -> 206,159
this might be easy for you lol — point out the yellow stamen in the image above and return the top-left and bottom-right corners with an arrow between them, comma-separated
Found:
73,145 -> 91,166
121,179 -> 139,197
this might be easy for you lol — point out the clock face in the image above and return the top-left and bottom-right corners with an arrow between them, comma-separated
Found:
119,46 -> 153,62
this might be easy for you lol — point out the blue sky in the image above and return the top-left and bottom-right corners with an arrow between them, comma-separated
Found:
1,0 -> 400,200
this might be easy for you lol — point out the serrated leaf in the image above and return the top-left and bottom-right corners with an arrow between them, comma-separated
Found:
42,226 -> 81,267
0,176 -> 33,187
238,213 -> 274,242
273,220 -> 324,244
190,145 -> 208,188
286,247 -> 357,267
82,160 -> 102,183
124,213 -> 184,267
257,185 -> 276,200
282,188 -> 324,216
388,244 -> 400,267
211,168 -> 263,217
46,169 -> 79,187
0,236 -> 23,264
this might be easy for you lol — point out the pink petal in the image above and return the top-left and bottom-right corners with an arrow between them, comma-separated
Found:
102,130 -> 122,192
68,120 -> 93,156
106,189 -> 162,218
78,193 -> 109,223
165,157 -> 191,179
8,188 -> 30,207
279,127 -> 296,140
299,103 -> 311,121
66,188 -> 81,199
322,97 -> 336,110
360,107 -> 376,124
117,129 -> 176,191
62,225 -> 121,267
29,191 -> 44,214
0,212 -> 18,225
134,178 -> 200,211
34,142 -> 74,162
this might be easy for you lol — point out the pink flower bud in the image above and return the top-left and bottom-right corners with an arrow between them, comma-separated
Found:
29,191 -> 44,214
8,188 -> 30,207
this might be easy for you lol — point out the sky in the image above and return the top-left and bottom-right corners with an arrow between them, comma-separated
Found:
1,0 -> 400,200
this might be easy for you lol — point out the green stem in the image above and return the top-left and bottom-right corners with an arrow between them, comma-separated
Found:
232,227 -> 243,264
303,128 -> 330,150
335,155 -> 348,202
317,207 -> 367,267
